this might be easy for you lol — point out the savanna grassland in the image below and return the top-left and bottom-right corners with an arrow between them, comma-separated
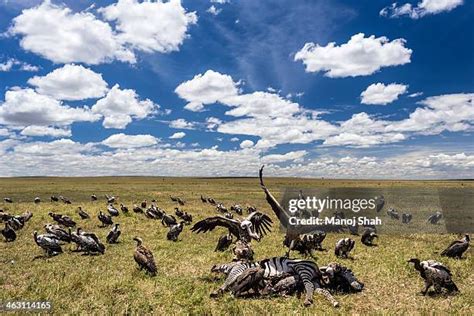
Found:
0,177 -> 473,315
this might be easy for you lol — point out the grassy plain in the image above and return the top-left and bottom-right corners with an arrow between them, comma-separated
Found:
0,177 -> 473,314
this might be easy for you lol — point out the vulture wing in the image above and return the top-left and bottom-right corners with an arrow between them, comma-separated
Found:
135,246 -> 157,276
246,212 -> 273,237
191,216 -> 241,238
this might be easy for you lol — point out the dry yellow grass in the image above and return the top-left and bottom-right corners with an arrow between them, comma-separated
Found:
1,177 -> 473,314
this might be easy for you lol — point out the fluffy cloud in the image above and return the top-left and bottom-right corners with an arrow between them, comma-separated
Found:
175,70 -> 240,111
240,140 -> 254,149
20,125 -> 72,137
294,33 -> 412,77
28,64 -> 108,101
99,0 -> 197,54
0,88 -> 99,127
0,58 -> 39,72
360,83 -> 408,105
261,150 -> 307,163
169,118 -> 195,129
8,1 -> 135,64
380,0 -> 463,19
323,132 -> 406,147
102,133 -> 158,148
92,84 -> 158,129
170,132 -> 186,139
207,5 -> 221,16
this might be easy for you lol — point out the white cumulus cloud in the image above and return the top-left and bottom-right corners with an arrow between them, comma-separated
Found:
380,0 -> 463,19
92,84 -> 158,129
240,140 -> 254,148
28,64 -> 108,101
360,83 -> 408,105
294,33 -> 412,77
170,132 -> 186,139
20,125 -> 72,137
102,133 -> 158,148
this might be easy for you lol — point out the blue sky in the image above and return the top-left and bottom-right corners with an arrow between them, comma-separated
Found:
0,0 -> 473,178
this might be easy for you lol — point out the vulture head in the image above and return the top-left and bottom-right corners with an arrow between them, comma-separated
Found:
240,220 -> 260,241
133,237 -> 143,246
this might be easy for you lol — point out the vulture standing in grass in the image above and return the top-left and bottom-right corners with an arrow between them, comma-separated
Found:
208,197 -> 217,205
167,222 -> 184,241
49,212 -> 76,227
120,203 -> 129,213
44,224 -> 71,242
441,235 -> 470,259
133,205 -> 144,213
107,204 -> 120,217
105,195 -> 116,204
98,211 -> 113,227
216,203 -> 228,213
77,207 -> 90,219
427,212 -> 443,224
51,195 -> 59,202
34,197 -> 41,204
215,233 -> 233,252
106,224 -> 121,244
402,213 -> 413,224
145,208 -> 160,219
162,214 -> 177,227
1,222 -> 16,242
191,212 -> 272,244
91,194 -> 97,201
33,231 -> 63,257
335,238 -> 355,258
175,207 -> 184,218
133,237 -> 157,276
407,259 -> 459,295
177,198 -> 185,206
70,228 -> 105,255
361,228 -> 377,246
387,208 -> 400,220
4,197 -> 13,203
179,212 -> 192,224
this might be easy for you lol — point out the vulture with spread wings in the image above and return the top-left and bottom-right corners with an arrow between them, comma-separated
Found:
191,212 -> 272,243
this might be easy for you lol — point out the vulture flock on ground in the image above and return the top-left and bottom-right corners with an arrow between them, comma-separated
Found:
1,166 -> 471,308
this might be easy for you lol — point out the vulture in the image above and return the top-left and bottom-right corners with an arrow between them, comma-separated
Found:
105,194 -> 116,204
177,198 -> 185,206
17,210 -> 33,225
375,195 -> 385,213
361,228 -> 377,246
90,194 -> 98,201
133,205 -> 144,213
107,204 -> 120,217
162,214 -> 177,227
179,212 -> 192,224
170,195 -> 178,202
70,228 -> 105,255
247,206 -> 257,214
34,197 -> 41,204
98,211 -> 113,227
175,207 -> 184,218
44,224 -> 71,242
51,195 -> 59,202
1,222 -> 16,242
208,197 -> 217,205
387,208 -> 400,220
120,203 -> 129,213
231,204 -> 243,215
441,235 -> 470,259
33,231 -> 63,257
283,232 -> 326,258
4,197 -> 13,203
407,259 -> 458,295
191,212 -> 272,243
320,262 -> 364,293
228,267 -> 265,297
77,207 -> 90,219
216,203 -> 228,213
402,213 -> 413,224
427,212 -> 442,224
0,210 -> 11,222
201,195 -> 208,203
335,238 -> 355,258
145,208 -> 160,219
141,200 -> 147,208
48,212 -> 76,227
6,217 -> 23,230
167,222 -> 184,241
60,196 -> 72,204
215,233 -> 233,252
232,240 -> 254,261
264,273 -> 304,297
133,237 -> 157,276
106,223 -> 121,244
